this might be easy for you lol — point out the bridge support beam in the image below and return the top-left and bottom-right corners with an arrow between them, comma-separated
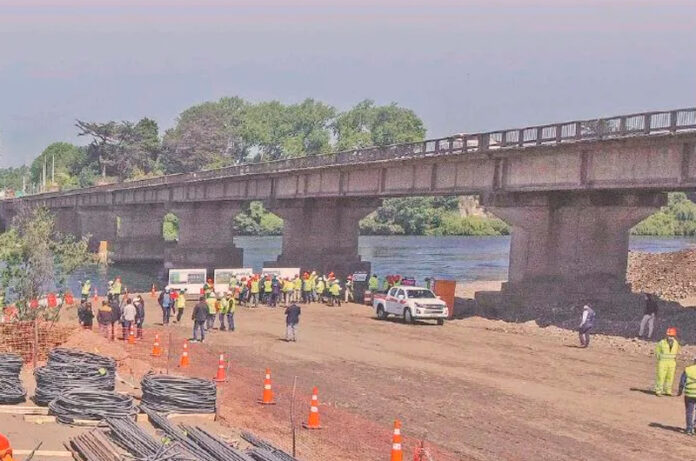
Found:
164,203 -> 243,270
77,209 -> 118,252
477,191 -> 666,308
111,205 -> 169,262
266,198 -> 379,278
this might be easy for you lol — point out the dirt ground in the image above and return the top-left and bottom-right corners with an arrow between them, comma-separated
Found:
62,288 -> 693,461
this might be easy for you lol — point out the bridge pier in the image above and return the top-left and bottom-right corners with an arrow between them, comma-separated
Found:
477,191 -> 667,308
164,203 -> 243,270
266,198 -> 379,278
77,208 -> 118,252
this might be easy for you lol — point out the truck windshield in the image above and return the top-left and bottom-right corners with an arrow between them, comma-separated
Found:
406,290 -> 436,299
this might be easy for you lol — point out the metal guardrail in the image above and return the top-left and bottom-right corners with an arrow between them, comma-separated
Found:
14,107 -> 696,200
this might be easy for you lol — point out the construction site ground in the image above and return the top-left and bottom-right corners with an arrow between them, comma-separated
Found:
52,289 -> 696,461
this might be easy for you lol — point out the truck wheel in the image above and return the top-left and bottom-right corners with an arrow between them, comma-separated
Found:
376,305 -> 387,320
403,308 -> 414,324
437,318 -> 445,326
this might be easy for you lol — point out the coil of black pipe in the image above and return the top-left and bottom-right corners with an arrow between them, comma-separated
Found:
48,389 -> 137,424
0,353 -> 26,404
48,348 -> 116,372
140,373 -> 217,414
0,353 -> 23,378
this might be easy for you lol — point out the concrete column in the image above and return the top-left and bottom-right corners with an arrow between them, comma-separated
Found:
53,208 -> 81,237
77,208 -> 118,252
266,198 -> 379,278
111,205 -> 169,262
477,191 -> 666,307
164,202 -> 243,270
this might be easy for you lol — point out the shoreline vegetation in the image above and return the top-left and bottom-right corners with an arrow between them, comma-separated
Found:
1,95 -> 694,237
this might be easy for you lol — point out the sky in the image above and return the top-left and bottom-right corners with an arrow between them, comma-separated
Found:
0,0 -> 694,167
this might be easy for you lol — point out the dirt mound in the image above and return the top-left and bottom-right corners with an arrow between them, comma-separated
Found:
628,249 -> 696,301
60,329 -> 130,362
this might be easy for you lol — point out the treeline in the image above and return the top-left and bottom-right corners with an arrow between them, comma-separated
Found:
632,193 -> 696,236
2,96 -> 503,236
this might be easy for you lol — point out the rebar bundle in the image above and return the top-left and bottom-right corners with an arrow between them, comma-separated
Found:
240,432 -> 298,461
0,352 -> 26,404
48,348 -> 116,372
48,390 -> 137,424
104,417 -> 198,461
0,353 -> 23,378
34,362 -> 115,406
140,373 -> 216,414
141,408 -> 220,461
180,424 -> 255,461
66,430 -> 122,461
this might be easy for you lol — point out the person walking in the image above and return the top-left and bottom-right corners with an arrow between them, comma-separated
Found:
655,327 -> 680,396
108,294 -> 121,341
302,273 -> 312,303
174,289 -> 186,323
121,298 -> 136,340
134,295 -> 145,339
639,293 -> 659,339
97,300 -> 112,339
270,276 -> 281,307
158,287 -> 172,325
226,291 -> 236,332
578,304 -> 595,348
191,296 -> 208,343
344,275 -> 354,303
78,302 -> 94,330
678,356 -> 696,435
329,279 -> 342,307
285,302 -> 301,342
368,274 -> 379,293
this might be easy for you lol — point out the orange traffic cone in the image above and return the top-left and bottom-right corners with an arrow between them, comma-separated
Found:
258,368 -> 275,405
214,353 -> 227,382
151,334 -> 162,357
179,340 -> 190,367
128,324 -> 136,344
151,284 -> 157,298
390,420 -> 403,461
302,387 -> 322,429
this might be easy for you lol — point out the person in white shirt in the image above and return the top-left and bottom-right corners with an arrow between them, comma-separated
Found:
579,304 -> 596,348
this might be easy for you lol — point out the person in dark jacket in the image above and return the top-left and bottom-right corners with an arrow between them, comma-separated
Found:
270,276 -> 281,308
78,302 -> 94,330
134,295 -> 146,339
285,303 -> 301,342
108,294 -> 121,341
639,292 -> 659,339
191,296 -> 208,343
97,301 -> 113,339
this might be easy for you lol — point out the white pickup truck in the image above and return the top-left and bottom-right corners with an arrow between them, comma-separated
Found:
373,286 -> 448,325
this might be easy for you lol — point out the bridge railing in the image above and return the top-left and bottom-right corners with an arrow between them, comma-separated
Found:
14,107 -> 696,199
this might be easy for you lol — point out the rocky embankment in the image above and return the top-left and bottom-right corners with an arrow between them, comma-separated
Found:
628,249 -> 696,302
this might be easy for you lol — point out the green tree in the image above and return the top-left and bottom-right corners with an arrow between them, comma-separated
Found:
0,207 -> 92,320
233,202 -> 283,236
30,142 -> 85,190
161,97 -> 248,173
333,100 -> 426,151
0,166 -> 30,193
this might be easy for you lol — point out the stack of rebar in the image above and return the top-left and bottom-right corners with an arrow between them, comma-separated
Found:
48,390 -> 137,424
34,348 -> 116,406
180,424 -> 255,461
241,432 -> 298,461
103,417 -> 198,461
0,353 -> 26,404
66,430 -> 122,461
140,373 -> 217,414
142,407 -> 220,461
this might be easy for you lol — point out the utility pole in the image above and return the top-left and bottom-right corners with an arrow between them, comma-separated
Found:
51,153 -> 55,185
42,157 -> 47,192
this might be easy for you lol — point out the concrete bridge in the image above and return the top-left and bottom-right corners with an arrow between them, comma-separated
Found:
2,107 -> 696,307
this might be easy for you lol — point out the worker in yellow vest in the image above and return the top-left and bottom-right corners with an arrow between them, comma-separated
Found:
250,276 -> 260,308
309,271 -> 318,302
205,294 -> 218,330
225,292 -> 237,331
218,294 -> 230,331
655,327 -> 680,396
263,276 -> 273,305
81,280 -> 92,302
678,356 -> 696,435
111,277 -> 122,304
315,278 -> 326,304
283,278 -> 294,305
174,289 -> 187,323
329,280 -> 342,307
293,275 -> 302,303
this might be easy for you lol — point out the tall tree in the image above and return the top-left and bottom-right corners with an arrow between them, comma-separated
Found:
161,97 -> 247,173
333,100 -> 426,151
30,142 -> 85,190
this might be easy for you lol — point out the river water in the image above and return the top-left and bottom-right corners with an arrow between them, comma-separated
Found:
67,235 -> 696,294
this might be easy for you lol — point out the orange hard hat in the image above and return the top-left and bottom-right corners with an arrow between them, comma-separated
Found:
0,433 -> 12,459
666,327 -> 678,337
